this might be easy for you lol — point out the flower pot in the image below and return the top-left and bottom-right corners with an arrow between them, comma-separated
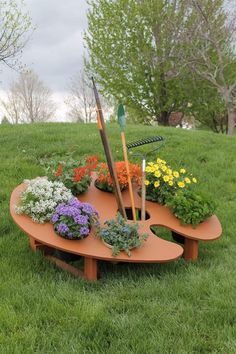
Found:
94,180 -> 127,193
101,238 -> 137,255
56,231 -> 90,241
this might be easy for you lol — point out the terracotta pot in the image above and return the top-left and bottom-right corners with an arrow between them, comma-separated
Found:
101,238 -> 136,253
94,179 -> 127,193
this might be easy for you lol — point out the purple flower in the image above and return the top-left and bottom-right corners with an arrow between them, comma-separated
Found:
80,227 -> 90,236
74,214 -> 88,225
69,198 -> 81,208
57,223 -> 69,234
82,203 -> 96,215
56,203 -> 66,214
67,232 -> 74,239
51,213 -> 59,223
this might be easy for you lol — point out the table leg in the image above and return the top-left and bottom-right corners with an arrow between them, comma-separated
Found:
84,257 -> 98,281
184,238 -> 199,261
29,237 -> 38,251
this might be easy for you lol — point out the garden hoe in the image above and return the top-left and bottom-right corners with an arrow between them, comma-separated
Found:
117,104 -> 136,221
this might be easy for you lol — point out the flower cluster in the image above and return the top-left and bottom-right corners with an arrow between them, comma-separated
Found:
51,197 -> 99,240
99,213 -> 148,256
95,161 -> 141,192
15,177 -> 73,223
145,158 -> 197,205
51,156 -> 99,196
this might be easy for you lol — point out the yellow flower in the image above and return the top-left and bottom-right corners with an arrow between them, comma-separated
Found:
154,181 -> 160,188
168,181 -> 174,186
150,167 -> 155,173
163,175 -> 170,182
148,162 -> 154,166
167,168 -> 172,175
185,177 -> 191,184
161,165 -> 167,172
173,171 -> 179,178
144,180 -> 150,186
146,166 -> 153,173
180,168 -> 186,174
156,158 -> 162,164
192,177 -> 197,183
178,181 -> 185,188
154,170 -> 161,178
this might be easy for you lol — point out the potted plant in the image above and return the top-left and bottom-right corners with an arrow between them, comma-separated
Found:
144,158 -> 197,205
15,177 -> 73,223
95,161 -> 141,192
144,157 -> 216,231
51,197 -> 99,240
99,213 -> 148,256
166,190 -> 216,228
47,155 -> 99,196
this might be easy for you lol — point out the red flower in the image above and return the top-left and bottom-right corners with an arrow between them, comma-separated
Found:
86,155 -> 99,171
55,164 -> 63,177
73,166 -> 88,182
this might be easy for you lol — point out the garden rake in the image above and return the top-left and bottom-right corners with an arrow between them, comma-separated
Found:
126,136 -> 164,221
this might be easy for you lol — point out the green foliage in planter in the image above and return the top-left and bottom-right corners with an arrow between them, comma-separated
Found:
99,213 -> 148,257
166,190 -> 216,227
42,156 -> 98,196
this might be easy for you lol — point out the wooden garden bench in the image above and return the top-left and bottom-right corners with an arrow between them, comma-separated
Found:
10,176 -> 222,281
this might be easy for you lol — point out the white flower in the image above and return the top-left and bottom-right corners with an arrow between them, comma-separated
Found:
15,177 -> 73,223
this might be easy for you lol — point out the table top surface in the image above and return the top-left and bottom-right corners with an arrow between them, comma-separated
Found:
10,176 -> 222,263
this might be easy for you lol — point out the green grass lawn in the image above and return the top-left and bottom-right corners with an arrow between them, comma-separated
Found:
0,123 -> 236,354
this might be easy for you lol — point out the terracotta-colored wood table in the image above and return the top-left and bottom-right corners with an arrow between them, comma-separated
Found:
10,176 -> 222,281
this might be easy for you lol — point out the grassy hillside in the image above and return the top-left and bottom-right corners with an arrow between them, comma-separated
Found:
0,123 -> 236,353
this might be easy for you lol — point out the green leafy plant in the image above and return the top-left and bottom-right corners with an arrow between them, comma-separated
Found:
166,190 -> 216,227
99,213 -> 148,256
45,156 -> 98,196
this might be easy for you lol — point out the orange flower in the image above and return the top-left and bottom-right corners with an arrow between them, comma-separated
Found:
96,161 -> 141,190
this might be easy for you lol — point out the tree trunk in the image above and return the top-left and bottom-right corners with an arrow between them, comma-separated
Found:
226,102 -> 235,135
159,111 -> 170,126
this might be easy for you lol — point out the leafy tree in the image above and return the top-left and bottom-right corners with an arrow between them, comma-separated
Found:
0,0 -> 32,69
188,77 -> 227,133
85,0 -> 191,126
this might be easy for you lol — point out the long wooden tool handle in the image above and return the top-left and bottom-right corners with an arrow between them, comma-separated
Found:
141,158 -> 146,221
92,78 -> 126,219
121,132 -> 136,221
